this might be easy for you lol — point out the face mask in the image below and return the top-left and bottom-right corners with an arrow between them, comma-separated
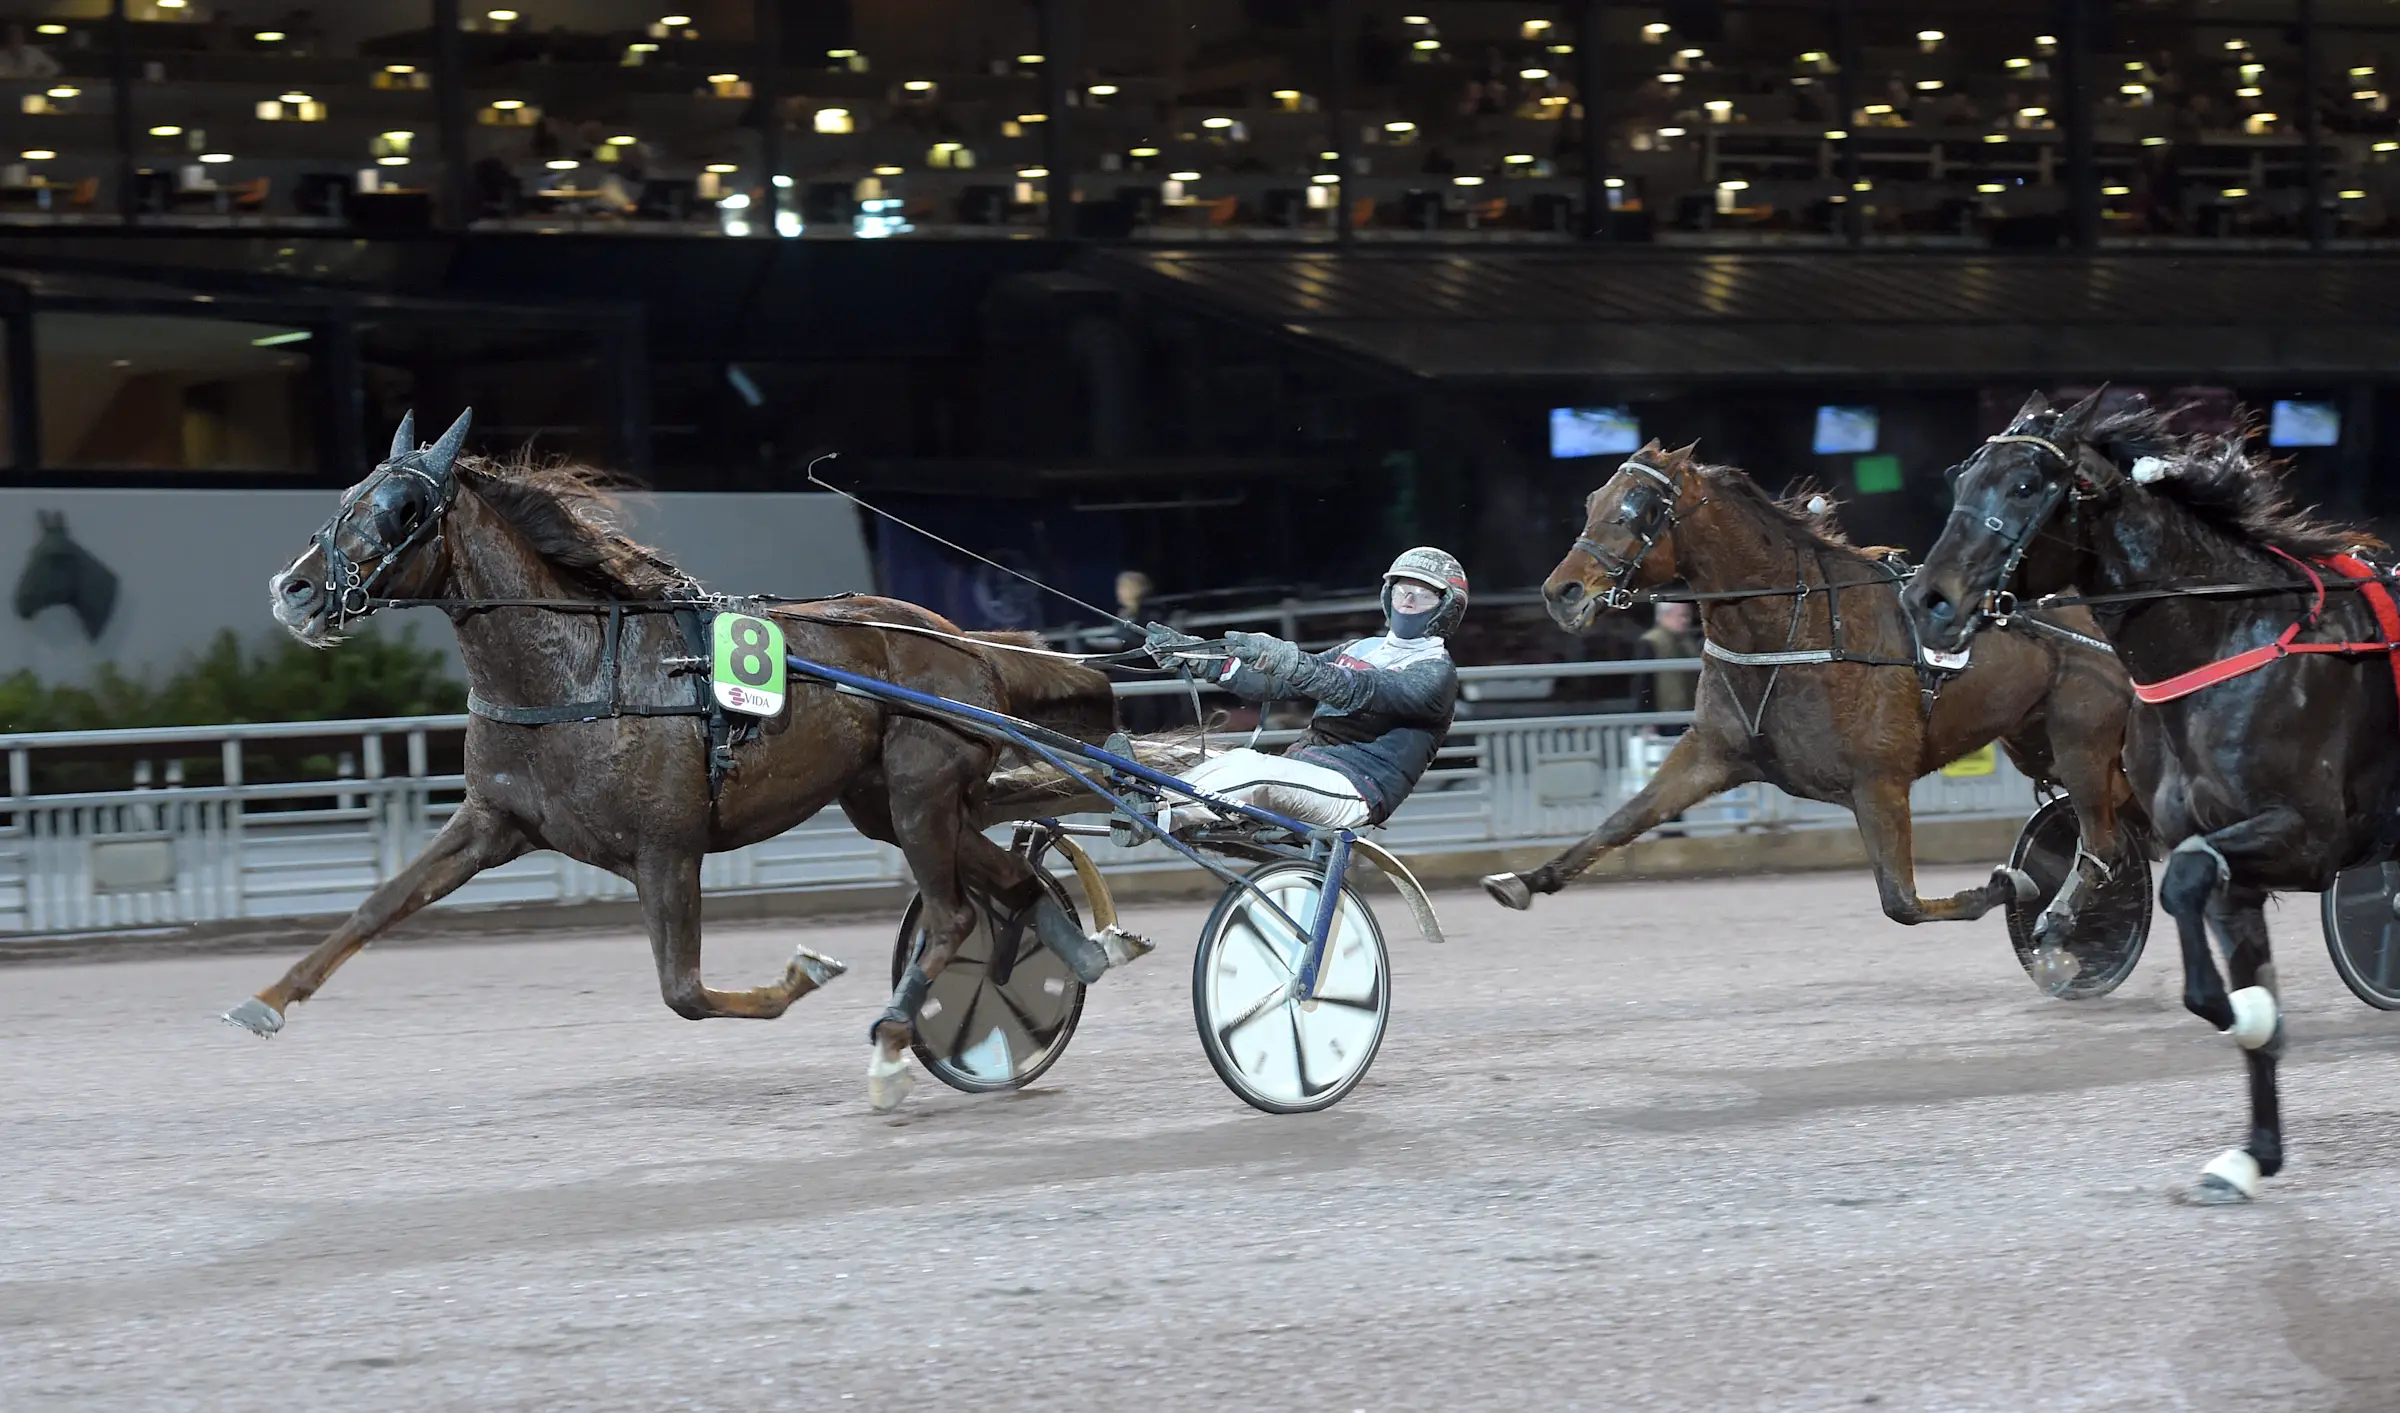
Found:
1384,582 -> 1442,639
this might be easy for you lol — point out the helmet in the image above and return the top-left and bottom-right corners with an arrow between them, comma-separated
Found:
1381,546 -> 1469,640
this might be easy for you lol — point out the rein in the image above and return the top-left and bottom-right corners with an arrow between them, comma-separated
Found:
2118,549 -> 2400,705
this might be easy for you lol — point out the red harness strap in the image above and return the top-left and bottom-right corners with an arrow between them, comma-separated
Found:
2132,547 -> 2400,704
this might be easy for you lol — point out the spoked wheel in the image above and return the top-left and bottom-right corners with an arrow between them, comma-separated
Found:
890,872 -> 1086,1093
2322,861 -> 2400,1010
1192,859 -> 1390,1114
2002,794 -> 2152,1000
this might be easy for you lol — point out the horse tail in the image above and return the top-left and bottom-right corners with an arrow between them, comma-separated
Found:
966,631 -> 1119,744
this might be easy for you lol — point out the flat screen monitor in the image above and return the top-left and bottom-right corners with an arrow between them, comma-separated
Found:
1549,406 -> 1641,459
2268,399 -> 2340,448
1813,405 -> 1879,455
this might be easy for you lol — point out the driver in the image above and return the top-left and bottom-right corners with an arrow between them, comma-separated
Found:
1148,548 -> 1466,829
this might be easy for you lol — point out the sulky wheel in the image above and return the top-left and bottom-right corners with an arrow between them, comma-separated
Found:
890,872 -> 1086,1093
1192,859 -> 1390,1114
2322,861 -> 2400,1010
2002,794 -> 2152,1000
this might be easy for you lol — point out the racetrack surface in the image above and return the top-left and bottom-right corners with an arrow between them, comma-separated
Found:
6,868 -> 2399,1413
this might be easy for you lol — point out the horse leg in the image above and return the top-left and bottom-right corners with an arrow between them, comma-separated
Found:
638,849 -> 847,1022
2160,813 -> 2302,1204
2021,672 -> 2139,961
1850,776 -> 2035,924
223,797 -> 528,1036
864,724 -> 987,1112
1481,732 -> 1753,910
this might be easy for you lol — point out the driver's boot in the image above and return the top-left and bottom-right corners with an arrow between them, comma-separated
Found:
1027,892 -> 1154,985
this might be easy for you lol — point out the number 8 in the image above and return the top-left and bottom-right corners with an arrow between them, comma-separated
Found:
730,617 -> 773,686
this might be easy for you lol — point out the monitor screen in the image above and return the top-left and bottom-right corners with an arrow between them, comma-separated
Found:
1549,406 -> 1642,459
1813,405 -> 1879,455
2269,399 -> 2340,448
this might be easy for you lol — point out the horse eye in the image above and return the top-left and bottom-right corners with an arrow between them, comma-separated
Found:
2009,477 -> 2038,499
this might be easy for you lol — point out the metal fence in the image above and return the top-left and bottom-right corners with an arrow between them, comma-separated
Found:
0,661 -> 2035,935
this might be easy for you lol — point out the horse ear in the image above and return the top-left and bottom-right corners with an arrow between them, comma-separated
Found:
388,410 -> 416,463
2014,390 -> 2049,425
1670,440 -> 1701,465
1635,437 -> 1664,459
2055,384 -> 2108,436
424,408 -> 472,477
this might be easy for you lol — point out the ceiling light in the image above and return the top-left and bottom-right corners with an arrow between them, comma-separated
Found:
376,156 -> 409,166
487,9 -> 517,20
1453,175 -> 1484,185
1019,167 -> 1048,179
2377,141 -> 2400,152
1016,112 -> 1047,123
280,92 -> 311,104
708,73 -> 739,84
250,330 -> 310,347
1129,145 -> 1160,157
1412,39 -> 1440,50
659,14 -> 692,25
380,129 -> 414,141
493,99 -> 525,109
1915,79 -> 1943,90
2353,66 -> 2377,78
1918,30 -> 1944,42
2036,35 -> 2057,47
35,23 -> 65,33
547,159 -> 579,170
1169,170 -> 1200,181
1984,133 -> 2007,144
705,163 -> 738,173
199,152 -> 232,163
2341,188 -> 2367,199
2126,61 -> 2146,72
1384,120 -> 1415,132
1658,126 -> 1686,137
2121,84 -> 2148,95
1800,51 -> 1828,64
2356,91 -> 2383,102
1312,173 -> 1341,184
1977,183 -> 2005,193
46,85 -> 78,98
1657,72 -> 1684,83
2224,39 -> 2247,51
1852,180 -> 1872,191
903,80 -> 934,92
874,165 -> 902,176
1017,53 -> 1043,64
1678,48 -> 1702,59
1604,177 -> 1625,188
1717,178 -> 1748,190
607,134 -> 636,146
1520,68 -> 1548,80
2103,185 -> 2130,196
386,64 -> 416,74
1825,129 -> 1849,139
1503,153 -> 1534,164
1090,84 -> 1120,96
2221,187 -> 2248,198
2237,87 -> 2262,98
1865,103 -> 1894,114
149,125 -> 182,136
1204,116 -> 1234,128
1643,23 -> 1669,35
2018,106 -> 2047,117
20,149 -> 56,160
1705,99 -> 1733,111
2006,57 -> 2032,69
1403,15 -> 1431,25
2141,136 -> 2168,145
255,30 -> 285,41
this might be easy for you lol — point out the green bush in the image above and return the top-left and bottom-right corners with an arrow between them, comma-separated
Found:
0,626 -> 466,733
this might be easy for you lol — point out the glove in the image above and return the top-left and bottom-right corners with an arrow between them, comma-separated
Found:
1141,621 -> 1202,667
1224,631 -> 1304,677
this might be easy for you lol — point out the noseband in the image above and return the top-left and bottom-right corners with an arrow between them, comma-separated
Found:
313,456 -> 456,629
1572,458 -> 1697,610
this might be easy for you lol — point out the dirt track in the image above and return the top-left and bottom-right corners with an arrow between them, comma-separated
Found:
5,867 -> 2400,1412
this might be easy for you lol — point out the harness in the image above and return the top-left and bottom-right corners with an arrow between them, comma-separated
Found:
2123,548 -> 2400,705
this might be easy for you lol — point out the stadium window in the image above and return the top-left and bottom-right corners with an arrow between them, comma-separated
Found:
35,312 -> 314,473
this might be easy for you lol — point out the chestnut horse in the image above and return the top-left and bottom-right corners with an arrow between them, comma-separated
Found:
237,410 -> 1125,1112
1482,441 -> 2143,964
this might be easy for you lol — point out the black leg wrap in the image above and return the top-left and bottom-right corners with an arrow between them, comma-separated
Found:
870,964 -> 934,1041
1030,894 -> 1110,985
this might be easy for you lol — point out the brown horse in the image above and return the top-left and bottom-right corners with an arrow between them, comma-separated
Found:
1481,442 -> 2144,962
237,410 -> 1130,1112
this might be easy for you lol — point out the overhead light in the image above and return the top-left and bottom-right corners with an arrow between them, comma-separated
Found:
254,30 -> 286,41
1453,175 -> 1485,186
46,86 -> 78,98
903,80 -> 934,92
1015,112 -> 1046,123
2377,141 -> 2400,152
1383,120 -> 1415,132
1018,167 -> 1048,178
1204,116 -> 1234,129
2224,38 -> 2247,51
1412,39 -> 1440,50
1129,145 -> 1160,157
2102,185 -> 2130,196
385,64 -> 416,74
1977,183 -> 2005,193
494,99 -> 526,109
1917,30 -> 1944,42
1800,51 -> 1828,64
2352,66 -> 2377,78
1824,129 -> 1849,140
2237,87 -> 2262,98
1403,15 -> 1431,25
1705,99 -> 1732,112
2126,61 -> 2146,72
2221,187 -> 2249,198
250,330 -> 311,347
1090,84 -> 1120,96
280,91 -> 311,104
1983,133 -> 2008,144
199,152 -> 232,163
2120,83 -> 2148,95
1169,170 -> 1200,181
158,0 -> 186,7
705,162 -> 738,172
2251,112 -> 2278,123
1865,103 -> 1894,114
1852,180 -> 1872,191
35,23 -> 65,33
543,159 -> 580,171
873,165 -> 902,176
1503,153 -> 1534,164
1657,72 -> 1684,83
1604,177 -> 1625,188
814,107 -> 852,132
20,149 -> 56,160
1658,126 -> 1686,137
1677,48 -> 1702,59
2006,57 -> 2032,70
380,129 -> 414,141
2142,136 -> 2170,146
2018,106 -> 2047,118
2356,91 -> 2383,102
1915,79 -> 1943,90
2037,35 -> 2057,47
708,73 -> 740,84
1717,178 -> 1748,190
607,134 -> 636,146
149,125 -> 182,136
1520,68 -> 1548,80
487,9 -> 518,20
1643,22 -> 1670,36
2341,188 -> 2368,199
659,13 -> 692,24
1016,53 -> 1043,64
377,156 -> 409,166
1523,19 -> 1552,34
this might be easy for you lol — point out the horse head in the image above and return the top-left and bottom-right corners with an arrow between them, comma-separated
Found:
14,510 -> 121,642
1542,439 -> 1703,634
270,408 -> 471,644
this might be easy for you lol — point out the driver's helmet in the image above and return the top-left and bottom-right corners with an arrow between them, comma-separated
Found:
1382,547 -> 1469,639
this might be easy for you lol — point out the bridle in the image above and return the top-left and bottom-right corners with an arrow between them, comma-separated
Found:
1571,457 -> 1707,610
309,409 -> 467,632
1943,428 -> 2112,625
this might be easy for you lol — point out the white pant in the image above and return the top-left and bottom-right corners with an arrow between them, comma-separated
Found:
1174,748 -> 1372,829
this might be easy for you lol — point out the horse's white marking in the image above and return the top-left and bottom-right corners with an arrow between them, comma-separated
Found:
2200,1148 -> 2261,1199
2222,986 -> 2278,1049
2131,456 -> 2173,484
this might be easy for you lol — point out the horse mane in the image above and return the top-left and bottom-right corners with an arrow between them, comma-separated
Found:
454,454 -> 699,600
1694,461 -> 1853,549
2083,401 -> 2379,559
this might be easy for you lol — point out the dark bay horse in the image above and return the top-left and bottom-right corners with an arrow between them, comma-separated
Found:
1483,441 -> 2142,960
1905,391 -> 2400,1203
240,410 -> 1128,1112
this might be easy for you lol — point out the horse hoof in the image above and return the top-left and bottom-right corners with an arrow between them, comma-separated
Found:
2028,944 -> 2083,997
1480,873 -> 1533,911
866,1051 -> 916,1113
220,998 -> 284,1038
2176,1149 -> 2261,1205
791,947 -> 848,988
1995,866 -> 2040,904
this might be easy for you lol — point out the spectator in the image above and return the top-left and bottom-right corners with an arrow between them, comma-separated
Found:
0,24 -> 61,80
1635,600 -> 1700,734
1085,571 -> 1179,733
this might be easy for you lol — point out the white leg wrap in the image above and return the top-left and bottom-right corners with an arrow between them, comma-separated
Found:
2200,1148 -> 2261,1199
2222,986 -> 2278,1050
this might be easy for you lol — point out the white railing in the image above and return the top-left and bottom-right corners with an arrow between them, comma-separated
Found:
0,660 -> 2035,935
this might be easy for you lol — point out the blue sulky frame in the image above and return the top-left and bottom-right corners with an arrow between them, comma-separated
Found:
786,653 -> 1358,1003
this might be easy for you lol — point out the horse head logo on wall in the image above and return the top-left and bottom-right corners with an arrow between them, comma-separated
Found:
15,510 -> 121,642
